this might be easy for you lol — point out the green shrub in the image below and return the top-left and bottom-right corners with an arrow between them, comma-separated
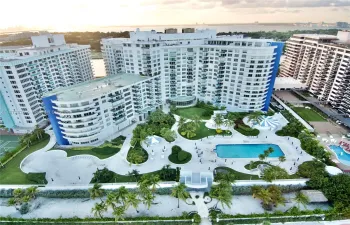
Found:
193,214 -> 201,223
235,124 -> 260,136
26,173 -> 47,184
91,167 -> 114,183
168,146 -> 192,164
202,110 -> 213,117
178,151 -> 189,161
172,145 -> 182,154
298,160 -> 327,178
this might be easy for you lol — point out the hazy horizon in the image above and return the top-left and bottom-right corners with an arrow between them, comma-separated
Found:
1,0 -> 349,31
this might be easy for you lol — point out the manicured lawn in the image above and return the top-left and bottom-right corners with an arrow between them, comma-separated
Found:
179,122 -> 232,140
292,107 -> 327,122
215,167 -> 260,180
175,107 -> 212,120
0,137 -> 50,185
60,136 -> 126,159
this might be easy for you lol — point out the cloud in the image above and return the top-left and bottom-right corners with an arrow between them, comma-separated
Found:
221,0 -> 350,8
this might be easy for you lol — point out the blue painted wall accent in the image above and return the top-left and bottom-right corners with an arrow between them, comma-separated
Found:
43,95 -> 69,145
263,41 -> 284,111
0,92 -> 15,129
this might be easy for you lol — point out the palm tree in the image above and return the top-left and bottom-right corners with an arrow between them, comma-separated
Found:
209,182 -> 232,209
252,187 -> 271,208
115,186 -> 129,205
224,118 -> 235,129
20,133 -> 32,147
91,202 -> 107,218
192,115 -> 201,128
267,147 -> 274,154
113,206 -> 126,222
178,117 -> 186,129
214,114 -> 224,128
128,151 -> 144,165
216,172 -> 235,185
171,183 -> 190,208
141,189 -> 155,210
278,156 -> 286,165
88,183 -> 105,203
160,164 -> 172,180
180,122 -> 197,138
25,186 -> 38,199
128,169 -> 140,181
294,191 -> 309,210
258,154 -> 266,161
125,192 -> 141,213
33,125 -> 44,140
148,175 -> 160,194
247,111 -> 263,123
105,192 -> 117,210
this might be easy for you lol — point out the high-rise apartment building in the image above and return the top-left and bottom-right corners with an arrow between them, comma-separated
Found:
280,31 -> 350,115
101,29 -> 283,112
0,34 -> 94,133
43,74 -> 161,145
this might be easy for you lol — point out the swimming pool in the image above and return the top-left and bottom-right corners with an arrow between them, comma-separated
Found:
328,145 -> 350,166
216,144 -> 284,158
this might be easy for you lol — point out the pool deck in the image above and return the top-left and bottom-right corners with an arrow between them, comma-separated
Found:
19,113 -> 314,186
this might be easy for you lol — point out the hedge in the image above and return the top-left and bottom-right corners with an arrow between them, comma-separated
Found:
235,124 -> 260,136
0,187 -> 173,198
168,146 -> 192,164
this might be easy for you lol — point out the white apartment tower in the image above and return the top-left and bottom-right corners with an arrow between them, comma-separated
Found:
102,29 -> 283,112
0,34 -> 94,133
280,31 -> 350,115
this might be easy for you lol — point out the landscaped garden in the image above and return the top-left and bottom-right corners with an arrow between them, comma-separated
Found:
215,167 -> 260,180
60,136 -> 126,159
127,143 -> 149,165
90,166 -> 179,183
292,107 -> 326,122
168,145 -> 192,164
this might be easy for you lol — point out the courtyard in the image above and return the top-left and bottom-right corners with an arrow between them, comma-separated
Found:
16,111 -> 313,186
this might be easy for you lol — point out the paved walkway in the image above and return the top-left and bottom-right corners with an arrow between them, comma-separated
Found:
19,113 -> 313,186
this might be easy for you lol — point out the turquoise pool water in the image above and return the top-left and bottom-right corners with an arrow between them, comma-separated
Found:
329,145 -> 350,166
216,144 -> 284,158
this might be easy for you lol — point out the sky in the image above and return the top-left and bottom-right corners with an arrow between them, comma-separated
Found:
1,0 -> 350,31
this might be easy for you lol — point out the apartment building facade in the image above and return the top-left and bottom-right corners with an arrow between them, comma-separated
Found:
280,31 -> 350,115
0,34 -> 94,133
102,29 -> 283,112
43,74 -> 161,145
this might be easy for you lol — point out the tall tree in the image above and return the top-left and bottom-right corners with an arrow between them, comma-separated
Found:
115,186 -> 129,206
278,156 -> 286,165
88,183 -> 105,203
209,181 -> 232,209
113,206 -> 126,222
25,186 -> 38,200
91,202 -> 107,218
171,183 -> 190,208
125,192 -> 141,213
214,114 -> 224,128
105,192 -> 117,210
294,191 -> 309,210
141,189 -> 155,210
128,169 -> 140,182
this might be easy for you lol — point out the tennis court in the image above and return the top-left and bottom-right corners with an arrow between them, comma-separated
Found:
0,135 -> 21,156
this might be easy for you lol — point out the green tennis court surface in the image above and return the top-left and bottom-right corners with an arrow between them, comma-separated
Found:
0,135 -> 21,156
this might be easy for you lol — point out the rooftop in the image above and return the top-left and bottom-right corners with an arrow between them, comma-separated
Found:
293,34 -> 338,40
45,73 -> 154,101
